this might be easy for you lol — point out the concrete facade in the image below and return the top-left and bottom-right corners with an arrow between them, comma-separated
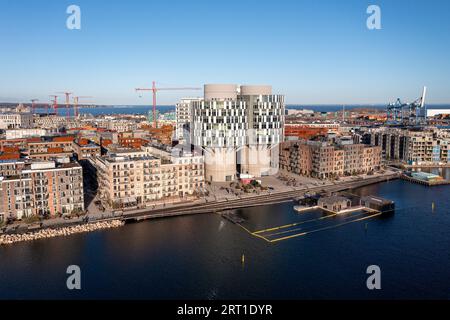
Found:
190,84 -> 285,182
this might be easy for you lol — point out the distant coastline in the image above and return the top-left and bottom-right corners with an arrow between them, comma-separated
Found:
1,103 -> 449,116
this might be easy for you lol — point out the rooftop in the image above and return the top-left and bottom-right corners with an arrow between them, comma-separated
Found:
99,154 -> 158,164
319,196 -> 349,205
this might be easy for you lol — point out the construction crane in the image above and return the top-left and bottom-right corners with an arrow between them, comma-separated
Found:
30,99 -> 39,114
135,81 -> 201,128
73,96 -> 93,117
49,95 -> 59,115
56,92 -> 73,119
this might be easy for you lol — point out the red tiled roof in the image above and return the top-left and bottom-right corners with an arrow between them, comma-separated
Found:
52,136 -> 74,142
0,153 -> 21,160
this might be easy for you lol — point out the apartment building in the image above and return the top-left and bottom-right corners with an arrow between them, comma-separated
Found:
0,159 -> 26,177
280,140 -> 381,179
0,113 -> 33,129
118,136 -> 149,149
89,149 -> 204,209
175,98 -> 199,141
4,128 -> 48,140
0,160 -> 84,220
34,115 -> 73,129
27,136 -> 75,160
189,84 -> 285,182
73,139 -> 101,160
369,127 -> 450,165
95,119 -> 138,133
311,144 -> 345,179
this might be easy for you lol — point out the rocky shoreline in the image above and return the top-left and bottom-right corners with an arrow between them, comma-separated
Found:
0,220 -> 124,246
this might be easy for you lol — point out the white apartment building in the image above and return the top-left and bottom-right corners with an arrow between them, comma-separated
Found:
5,128 -> 48,139
90,149 -> 204,209
0,113 -> 33,129
175,98 -> 200,142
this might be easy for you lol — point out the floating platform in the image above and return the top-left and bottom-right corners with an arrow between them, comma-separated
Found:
401,174 -> 450,186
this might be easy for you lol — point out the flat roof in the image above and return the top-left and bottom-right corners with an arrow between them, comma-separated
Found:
100,155 -> 158,163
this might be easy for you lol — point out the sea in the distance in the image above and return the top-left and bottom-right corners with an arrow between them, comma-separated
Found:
1,172 -> 449,299
35,104 -> 450,117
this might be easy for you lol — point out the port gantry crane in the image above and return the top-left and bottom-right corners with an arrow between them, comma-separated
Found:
73,96 -> 93,117
386,86 -> 427,125
135,81 -> 201,128
56,92 -> 73,119
387,98 -> 406,123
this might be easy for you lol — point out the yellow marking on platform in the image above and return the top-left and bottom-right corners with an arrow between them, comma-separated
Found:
253,209 -> 362,235
237,223 -> 271,243
321,206 -> 365,215
262,211 -> 370,238
269,212 -> 382,243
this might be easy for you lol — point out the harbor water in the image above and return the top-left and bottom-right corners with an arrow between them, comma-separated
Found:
0,176 -> 449,299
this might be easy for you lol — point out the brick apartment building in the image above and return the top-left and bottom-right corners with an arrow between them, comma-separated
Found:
280,140 -> 382,179
0,160 -> 84,221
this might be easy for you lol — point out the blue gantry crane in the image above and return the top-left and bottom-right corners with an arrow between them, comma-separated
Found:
386,87 -> 427,125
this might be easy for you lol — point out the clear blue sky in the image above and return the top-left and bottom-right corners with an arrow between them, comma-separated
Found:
1,0 -> 450,105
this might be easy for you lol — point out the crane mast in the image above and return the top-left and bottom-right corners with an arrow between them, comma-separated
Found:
136,81 -> 201,128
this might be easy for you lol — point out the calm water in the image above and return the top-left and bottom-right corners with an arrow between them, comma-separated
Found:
34,104 -> 450,116
1,177 -> 450,300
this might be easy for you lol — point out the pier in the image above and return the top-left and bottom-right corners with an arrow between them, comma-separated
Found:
400,174 -> 450,186
118,173 -> 399,222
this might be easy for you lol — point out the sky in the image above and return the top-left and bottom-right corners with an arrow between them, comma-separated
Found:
1,0 -> 450,105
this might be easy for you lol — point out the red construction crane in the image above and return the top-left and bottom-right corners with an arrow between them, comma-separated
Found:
135,81 -> 201,128
49,95 -> 59,115
73,96 -> 93,117
56,92 -> 73,119
30,99 -> 39,114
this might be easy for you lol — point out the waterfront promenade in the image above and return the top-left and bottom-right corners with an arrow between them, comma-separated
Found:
0,172 -> 400,238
